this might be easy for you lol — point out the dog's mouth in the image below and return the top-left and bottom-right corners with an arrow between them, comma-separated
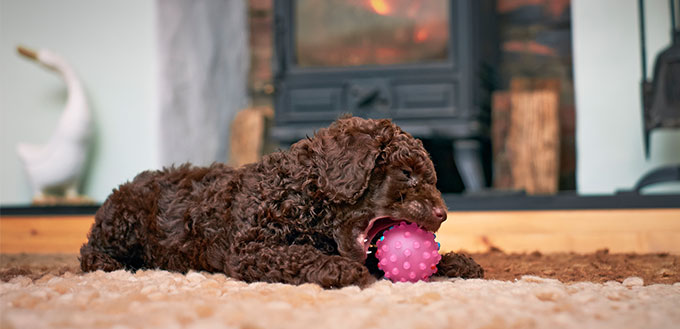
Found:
357,216 -> 413,260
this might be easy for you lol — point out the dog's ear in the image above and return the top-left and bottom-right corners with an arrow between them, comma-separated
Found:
292,117 -> 387,204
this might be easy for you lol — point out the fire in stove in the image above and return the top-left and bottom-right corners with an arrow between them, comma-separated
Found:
295,0 -> 450,67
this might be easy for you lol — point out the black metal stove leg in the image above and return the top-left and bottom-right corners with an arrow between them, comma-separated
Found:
453,139 -> 486,192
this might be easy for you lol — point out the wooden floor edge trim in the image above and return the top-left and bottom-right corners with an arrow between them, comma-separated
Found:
2,208 -> 679,254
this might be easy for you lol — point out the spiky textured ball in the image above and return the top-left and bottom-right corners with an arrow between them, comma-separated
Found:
375,222 -> 441,282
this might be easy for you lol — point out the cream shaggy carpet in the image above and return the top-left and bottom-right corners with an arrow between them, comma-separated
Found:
1,269 -> 679,329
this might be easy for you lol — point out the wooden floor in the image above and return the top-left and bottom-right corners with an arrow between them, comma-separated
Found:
439,209 -> 680,254
1,208 -> 680,254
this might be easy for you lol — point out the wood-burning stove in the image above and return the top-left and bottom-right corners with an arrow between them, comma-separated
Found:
272,0 -> 497,192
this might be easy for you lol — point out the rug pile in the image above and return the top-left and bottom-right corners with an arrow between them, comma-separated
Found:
2,268 -> 679,329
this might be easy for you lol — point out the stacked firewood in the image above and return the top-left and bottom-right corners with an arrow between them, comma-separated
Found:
492,78 -> 560,194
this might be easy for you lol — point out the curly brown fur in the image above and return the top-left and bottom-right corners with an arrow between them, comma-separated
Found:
80,116 -> 483,288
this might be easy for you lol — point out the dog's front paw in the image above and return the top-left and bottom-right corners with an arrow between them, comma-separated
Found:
305,256 -> 375,288
436,252 -> 484,279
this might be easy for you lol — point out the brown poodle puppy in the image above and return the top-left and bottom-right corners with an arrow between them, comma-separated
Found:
80,116 -> 483,288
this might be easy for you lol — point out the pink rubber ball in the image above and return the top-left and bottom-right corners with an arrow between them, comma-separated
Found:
375,221 -> 441,282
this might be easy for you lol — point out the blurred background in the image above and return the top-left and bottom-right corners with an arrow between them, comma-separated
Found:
1,0 -> 679,205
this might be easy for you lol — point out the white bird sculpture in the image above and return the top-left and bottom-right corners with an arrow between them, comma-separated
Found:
16,46 -> 93,204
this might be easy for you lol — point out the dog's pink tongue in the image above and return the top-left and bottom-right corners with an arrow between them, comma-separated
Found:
367,220 -> 397,243
362,217 -> 404,254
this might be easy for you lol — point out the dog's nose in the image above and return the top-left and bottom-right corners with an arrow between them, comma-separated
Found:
433,207 -> 447,222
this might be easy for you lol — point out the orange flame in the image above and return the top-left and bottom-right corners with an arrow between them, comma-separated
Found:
414,27 -> 429,43
369,0 -> 392,15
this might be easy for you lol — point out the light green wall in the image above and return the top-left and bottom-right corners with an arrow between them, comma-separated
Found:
573,0 -> 680,194
0,0 -> 158,204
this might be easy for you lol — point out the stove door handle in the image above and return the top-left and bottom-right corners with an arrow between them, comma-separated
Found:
347,79 -> 392,113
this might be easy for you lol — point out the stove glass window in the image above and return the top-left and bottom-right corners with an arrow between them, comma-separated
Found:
295,0 -> 450,67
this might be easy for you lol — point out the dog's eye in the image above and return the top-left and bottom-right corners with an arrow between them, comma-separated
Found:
401,169 -> 412,179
